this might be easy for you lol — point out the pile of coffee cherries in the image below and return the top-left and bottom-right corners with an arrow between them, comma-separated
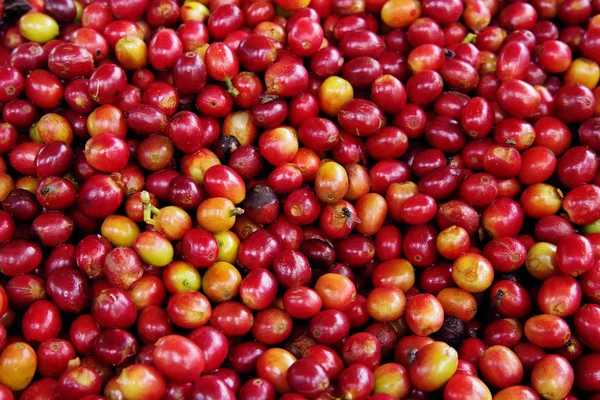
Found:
0,0 -> 599,398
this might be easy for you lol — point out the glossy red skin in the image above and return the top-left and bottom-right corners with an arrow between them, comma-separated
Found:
176,19 -> 209,51
524,314 -> 571,349
332,234 -> 372,268
582,257 -> 600,303
298,117 -> 340,153
574,304 -> 600,352
575,354 -> 600,393
20,378 -> 58,400
554,83 -> 596,124
104,20 -> 143,48
57,365 -> 102,398
289,93 -> 319,128
166,291 -> 211,329
142,82 -> 179,117
149,29 -> 183,71
104,247 -> 144,291
286,358 -> 330,397
24,69 -> 64,109
497,42 -> 530,81
444,374 -> 490,400
537,275 -> 582,317
418,264 -> 452,295
182,228 -> 219,268
238,377 -> 276,400
36,339 -> 76,378
1,189 -> 41,222
76,235 -> 111,280
374,225 -> 402,261
534,215 -> 575,245
300,344 -> 344,382
210,368 -> 241,395
5,274 -> 46,308
416,165 -> 460,200
342,56 -> 383,89
167,176 -> 202,210
493,118 -> 535,151
461,97 -> 494,139
87,63 -> 126,105
483,237 -> 526,273
10,142 -> 44,176
69,314 -> 102,356
43,244 -> 77,277
518,146 -> 557,185
482,198 -> 524,239
48,44 -> 94,80
338,364 -> 375,400
496,79 -> 541,118
0,124 -> 17,157
580,118 -> 600,152
366,126 -> 409,161
436,200 -> 480,236
0,240 -> 42,276
273,249 -> 311,288
84,133 -> 130,173
8,42 -> 47,74
77,174 -> 124,220
403,224 -> 438,267
126,104 -> 168,137
459,172 -> 498,207
558,146 -> 599,188
531,355 -> 574,400
188,375 -> 235,400
251,308 -> 293,345
309,309 -> 350,345
237,34 -> 277,72
92,287 -> 137,329
0,210 -> 14,245
94,328 -> 138,366
563,184 -> 600,225
238,229 -> 282,270
479,346 -> 524,389
35,141 -> 74,178
210,301 -> 254,337
512,342 -> 546,373
145,0 -> 180,28
282,286 -> 321,320
154,335 -> 205,383
203,165 -> 246,204
400,194 -> 437,225
556,234 -> 594,276
173,52 -> 207,95
228,341 -> 267,376
268,163 -> 303,195
35,177 -> 77,211
0,66 -> 24,104
238,268 -> 278,311
188,326 -> 229,372
22,300 -> 62,344
457,338 -> 486,369
439,59 -> 479,93
369,160 -> 412,195
489,279 -> 533,318
406,70 -> 444,105
408,18 -> 444,47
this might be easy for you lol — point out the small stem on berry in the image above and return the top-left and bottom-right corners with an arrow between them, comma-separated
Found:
140,190 -> 150,204
462,33 -> 477,44
225,78 -> 239,97
230,207 -> 245,217
143,203 -> 155,225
